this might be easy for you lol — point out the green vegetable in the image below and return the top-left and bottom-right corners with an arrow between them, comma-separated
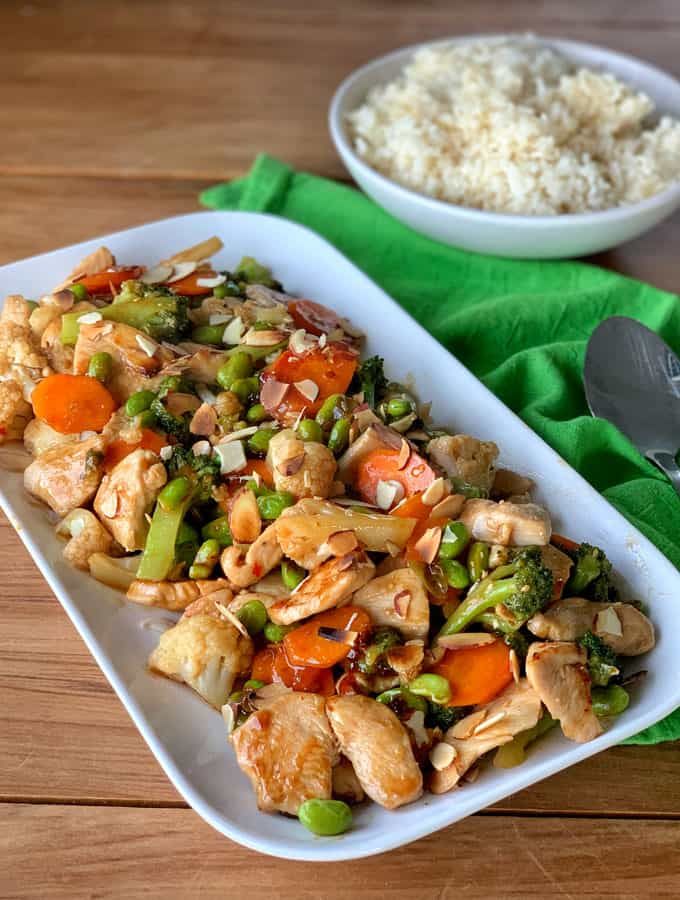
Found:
135,408 -> 157,429
234,255 -> 277,287
358,626 -> 402,674
165,445 -> 221,505
175,521 -> 200,568
592,685 -> 630,717
467,541 -> 490,582
352,355 -> 387,409
188,538 -> 221,579
237,599 -> 268,635
158,475 -> 193,511
450,479 -> 486,500
408,673 -> 451,705
281,560 -> 306,591
579,631 -> 620,687
216,351 -> 254,390
247,427 -> 277,456
425,702 -> 469,732
243,679 -> 265,691
439,558 -> 470,590
231,376 -> 260,404
328,417 -> 351,454
246,403 -> 268,424
493,714 -> 558,768
315,393 -> 348,428
212,283 -> 228,299
256,489 -> 294,520
157,374 -> 192,399
69,282 -> 89,301
438,521 -> 470,560
191,324 -> 226,345
201,515 -> 233,547
296,418 -> 323,443
386,397 -> 412,419
125,389 -> 157,418
375,687 -> 428,713
87,351 -> 113,383
298,799 -> 352,837
565,541 -> 616,602
264,621 -> 294,643
439,547 -> 553,637
149,397 -> 190,440
137,489 -> 194,581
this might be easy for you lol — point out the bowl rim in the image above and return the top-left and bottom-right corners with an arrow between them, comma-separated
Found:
329,32 -> 680,227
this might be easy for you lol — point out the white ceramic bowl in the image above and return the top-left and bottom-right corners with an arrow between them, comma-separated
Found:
329,35 -> 680,259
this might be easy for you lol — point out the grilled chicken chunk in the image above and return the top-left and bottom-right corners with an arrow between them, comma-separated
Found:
492,467 -> 534,500
220,521 -> 283,588
231,692 -> 338,815
527,597 -> 655,656
23,418 -> 79,457
332,756 -> 365,804
40,315 -> 75,373
460,499 -> 551,546
326,694 -> 423,810
128,578 -> 232,612
148,613 -> 253,709
430,680 -> 542,793
24,434 -> 106,516
427,434 -> 499,493
268,550 -> 375,626
94,448 -> 166,551
540,544 -> 573,588
352,569 -> 430,641
0,295 -> 50,442
526,641 -> 602,743
266,429 -> 337,500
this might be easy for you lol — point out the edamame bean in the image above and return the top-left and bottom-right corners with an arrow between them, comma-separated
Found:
193,538 -> 220,567
158,475 -> 192,511
201,515 -> 233,547
135,408 -> 157,429
125,389 -> 157,418
69,282 -> 89,301
592,685 -> 630,718
191,324 -> 226,345
298,799 -> 352,837
315,393 -> 345,428
438,521 -> 470,560
212,283 -> 228,299
467,541 -> 490,582
256,490 -> 294,520
375,687 -> 428,713
327,417 -> 351,454
408,673 -> 451,705
281,559 -> 306,590
87,351 -> 113,383
386,397 -> 412,419
246,403 -> 268,424
216,351 -> 254,390
243,679 -> 265,691
236,599 -> 268,635
231,376 -> 260,404
247,427 -> 277,456
264,621 -> 294,643
296,418 -> 323,443
439,558 -> 470,590
188,563 -> 212,580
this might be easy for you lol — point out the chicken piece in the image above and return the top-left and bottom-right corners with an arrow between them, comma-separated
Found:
73,321 -> 174,403
460,499 -> 551,546
52,245 -> 115,292
492,467 -> 534,500
0,380 -> 32,443
231,691 -> 338,815
148,613 -> 253,709
266,429 -> 337,500
332,756 -> 365,804
268,550 -> 375,626
337,423 -> 403,483
40,316 -> 75,373
24,434 -> 106,516
182,587 -> 234,618
430,680 -> 542,793
189,402 -> 217,436
220,521 -> 283,588
57,508 -> 114,570
94,448 -> 167,551
352,569 -> 429,641
527,597 -> 655,656
525,641 -> 602,743
540,544 -> 573,589
23,418 -> 79,457
326,695 -> 423,810
386,641 -> 425,683
159,348 -> 229,386
101,406 -> 142,446
128,578 -> 232,613
427,434 -> 499,492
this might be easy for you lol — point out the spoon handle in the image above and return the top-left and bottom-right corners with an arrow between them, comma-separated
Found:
646,450 -> 680,499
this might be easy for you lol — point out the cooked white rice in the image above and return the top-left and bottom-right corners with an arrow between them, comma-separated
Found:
347,38 -> 680,215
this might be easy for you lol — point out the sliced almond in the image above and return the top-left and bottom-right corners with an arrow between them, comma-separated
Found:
191,440 -> 211,456
166,261 -> 197,283
197,274 -> 227,288
509,648 -> 521,684
395,439 -> 411,471
208,312 -> 231,326
98,490 -> 119,519
294,379 -> 319,402
229,489 -> 261,543
325,530 -> 359,557
163,237 -> 223,266
276,453 -> 305,477
289,328 -> 314,355
214,439 -> 247,475
595,606 -> 623,637
462,766 -> 480,784
390,413 -> 418,433
393,589 -> 412,618
451,709 -> 487,740
215,601 -> 251,639
429,742 -> 457,771
473,710 -> 507,735
140,264 -> 173,285
217,425 -> 259,444
165,392 -> 200,416
260,378 -> 289,410
437,633 -> 496,650
318,333 -> 327,349
159,445 -> 173,461
432,494 -> 466,519
221,703 -> 235,735
242,328 -> 287,347
414,526 -> 442,565
189,402 -> 218,437
376,479 -> 404,510
422,476 -> 450,507
354,407 -> 381,433
77,311 -> 103,325
223,316 -> 245,345
135,334 -> 159,358
336,553 -> 357,573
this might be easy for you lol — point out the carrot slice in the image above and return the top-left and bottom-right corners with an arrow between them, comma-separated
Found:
551,533 -> 580,554
356,448 -> 436,506
74,267 -> 141,294
165,270 -> 217,296
32,373 -> 116,434
103,428 -> 167,472
288,299 -> 345,337
251,645 -> 335,694
243,458 -> 274,488
283,606 -> 372,669
430,639 -> 512,707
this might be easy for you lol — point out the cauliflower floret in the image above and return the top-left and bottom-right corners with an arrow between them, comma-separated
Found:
57,509 -> 114,570
266,429 -> 337,500
148,613 -> 253,708
0,380 -> 32,442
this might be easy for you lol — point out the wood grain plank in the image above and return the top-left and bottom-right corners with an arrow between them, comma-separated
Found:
0,1 -> 678,179
3,803 -> 680,899
2,513 -> 680,815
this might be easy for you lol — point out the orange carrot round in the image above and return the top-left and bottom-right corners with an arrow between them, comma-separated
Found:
251,645 -> 335,694
430,639 -> 512,707
165,270 -> 216,296
74,267 -> 141,294
32,373 -> 116,434
103,428 -> 167,472
288,299 -> 345,337
356,448 -> 436,507
283,606 -> 372,669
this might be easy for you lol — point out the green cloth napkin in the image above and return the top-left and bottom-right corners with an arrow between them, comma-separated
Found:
202,154 -> 680,744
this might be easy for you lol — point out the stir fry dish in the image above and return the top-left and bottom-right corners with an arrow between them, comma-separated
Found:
1,236 -> 656,836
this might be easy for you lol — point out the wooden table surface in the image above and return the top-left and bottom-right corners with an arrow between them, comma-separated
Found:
1,2 -> 679,897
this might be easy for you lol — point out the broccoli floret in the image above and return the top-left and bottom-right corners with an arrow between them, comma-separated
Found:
234,256 -> 281,289
425,702 -> 470,732
357,626 -> 402,674
352,356 -> 388,409
579,631 -> 620,687
565,542 -> 616,601
439,547 -> 553,637
150,398 -> 191,441
165,444 -> 221,504
102,281 -> 190,342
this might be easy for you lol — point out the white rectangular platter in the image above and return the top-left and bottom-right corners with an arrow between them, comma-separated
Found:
1,211 -> 679,861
